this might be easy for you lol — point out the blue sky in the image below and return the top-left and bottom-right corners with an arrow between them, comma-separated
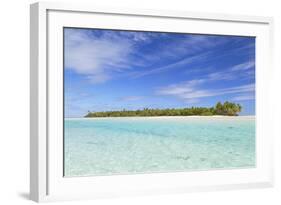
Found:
64,28 -> 255,117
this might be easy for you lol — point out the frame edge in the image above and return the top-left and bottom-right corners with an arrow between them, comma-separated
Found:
39,1 -> 272,24
30,1 -> 274,202
30,2 -> 39,202
30,2 -> 48,202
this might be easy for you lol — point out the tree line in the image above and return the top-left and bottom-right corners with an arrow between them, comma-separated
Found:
84,101 -> 242,117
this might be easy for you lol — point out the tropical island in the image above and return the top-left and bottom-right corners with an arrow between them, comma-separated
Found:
84,101 -> 242,118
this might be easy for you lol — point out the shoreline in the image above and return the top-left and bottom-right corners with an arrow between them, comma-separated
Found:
65,115 -> 255,120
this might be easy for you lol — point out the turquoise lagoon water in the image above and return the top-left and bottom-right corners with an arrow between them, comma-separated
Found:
64,117 -> 255,177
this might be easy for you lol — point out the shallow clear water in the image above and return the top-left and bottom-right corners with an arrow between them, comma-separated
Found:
64,117 -> 255,177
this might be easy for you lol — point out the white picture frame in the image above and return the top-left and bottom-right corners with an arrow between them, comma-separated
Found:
30,2 -> 274,202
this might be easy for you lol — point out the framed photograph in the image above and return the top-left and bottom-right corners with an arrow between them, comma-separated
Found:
30,2 -> 274,202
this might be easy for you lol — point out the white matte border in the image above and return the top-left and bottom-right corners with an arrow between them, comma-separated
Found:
30,2 -> 274,202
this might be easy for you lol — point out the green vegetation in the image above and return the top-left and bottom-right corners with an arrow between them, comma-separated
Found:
84,101 -> 242,117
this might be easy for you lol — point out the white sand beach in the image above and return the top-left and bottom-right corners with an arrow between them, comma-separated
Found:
66,115 -> 255,121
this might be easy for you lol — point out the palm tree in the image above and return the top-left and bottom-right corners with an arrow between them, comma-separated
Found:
84,102 -> 242,117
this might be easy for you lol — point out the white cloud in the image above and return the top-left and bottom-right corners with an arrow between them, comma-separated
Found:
129,35 -> 230,78
65,29 -> 255,84
64,29 -> 134,83
118,96 -> 144,101
156,80 -> 255,102
207,71 -> 235,81
205,60 -> 255,81
155,57 -> 255,103
230,60 -> 255,71
156,80 -> 205,96
232,94 -> 255,101
131,52 -> 211,78
117,31 -> 164,42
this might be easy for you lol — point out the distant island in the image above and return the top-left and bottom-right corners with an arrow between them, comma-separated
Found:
84,101 -> 242,118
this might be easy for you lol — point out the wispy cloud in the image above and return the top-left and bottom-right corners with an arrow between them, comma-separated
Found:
130,40 -> 255,79
207,71 -> 235,81
156,79 -> 255,102
65,29 -> 254,84
64,29 -> 175,84
230,60 -> 255,71
64,29 -> 135,83
130,35 -> 230,78
118,96 -> 144,102
117,31 -> 167,42
205,59 -> 255,81
131,52 -> 211,78
232,94 -> 255,101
